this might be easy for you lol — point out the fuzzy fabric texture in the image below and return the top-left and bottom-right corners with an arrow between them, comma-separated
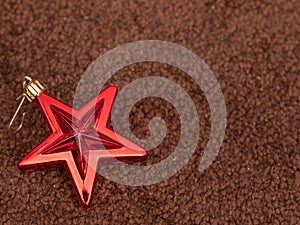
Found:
0,0 -> 299,224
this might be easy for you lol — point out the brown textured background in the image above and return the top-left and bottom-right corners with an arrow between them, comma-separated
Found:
0,0 -> 299,224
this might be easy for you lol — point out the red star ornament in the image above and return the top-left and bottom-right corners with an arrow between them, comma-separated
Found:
18,85 -> 147,209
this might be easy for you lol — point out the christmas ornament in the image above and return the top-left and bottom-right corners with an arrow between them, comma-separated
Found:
9,77 -> 148,209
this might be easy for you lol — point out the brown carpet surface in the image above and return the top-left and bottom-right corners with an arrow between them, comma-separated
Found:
0,0 -> 299,224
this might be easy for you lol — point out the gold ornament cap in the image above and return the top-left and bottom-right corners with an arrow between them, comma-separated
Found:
23,76 -> 46,102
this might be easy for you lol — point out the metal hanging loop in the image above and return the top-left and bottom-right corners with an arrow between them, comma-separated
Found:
8,76 -> 46,133
8,94 -> 27,133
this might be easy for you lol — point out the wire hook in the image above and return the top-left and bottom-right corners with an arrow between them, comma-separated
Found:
8,94 -> 27,133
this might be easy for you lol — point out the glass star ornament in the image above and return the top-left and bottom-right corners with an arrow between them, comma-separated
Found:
13,77 -> 147,209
